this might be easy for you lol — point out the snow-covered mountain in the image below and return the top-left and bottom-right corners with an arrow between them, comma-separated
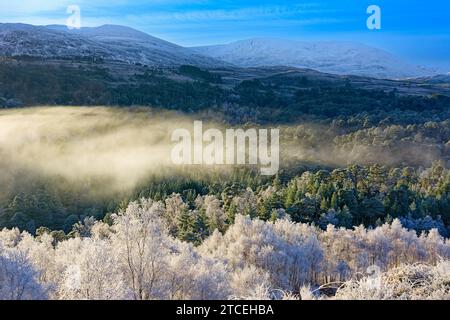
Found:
193,38 -> 437,79
0,24 -> 440,79
0,23 -> 221,67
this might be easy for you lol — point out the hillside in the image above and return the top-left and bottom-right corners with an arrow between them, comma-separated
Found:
0,23 -> 222,67
194,38 -> 437,79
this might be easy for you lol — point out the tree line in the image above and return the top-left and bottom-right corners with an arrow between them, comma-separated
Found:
0,197 -> 448,300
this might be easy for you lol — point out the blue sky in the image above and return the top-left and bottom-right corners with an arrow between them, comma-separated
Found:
0,0 -> 449,69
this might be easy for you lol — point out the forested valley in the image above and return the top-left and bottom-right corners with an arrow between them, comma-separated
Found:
0,60 -> 449,300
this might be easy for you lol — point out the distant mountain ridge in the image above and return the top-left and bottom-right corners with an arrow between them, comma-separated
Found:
193,38 -> 438,79
0,23 -> 223,67
0,23 -> 443,79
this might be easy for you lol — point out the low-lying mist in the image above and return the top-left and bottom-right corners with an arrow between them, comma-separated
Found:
0,107 -> 200,199
0,107 -> 445,202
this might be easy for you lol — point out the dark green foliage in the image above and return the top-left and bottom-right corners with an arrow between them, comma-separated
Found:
178,65 -> 222,83
2,60 -> 449,125
1,160 -> 449,238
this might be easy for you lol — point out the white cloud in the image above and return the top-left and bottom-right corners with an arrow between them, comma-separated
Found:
130,4 -> 324,23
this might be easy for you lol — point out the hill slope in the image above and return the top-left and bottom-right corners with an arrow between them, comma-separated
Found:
193,38 -> 436,79
0,23 -> 222,67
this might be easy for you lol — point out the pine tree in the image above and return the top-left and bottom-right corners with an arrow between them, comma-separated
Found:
193,209 -> 209,244
284,181 -> 298,208
330,192 -> 338,210
176,209 -> 197,243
